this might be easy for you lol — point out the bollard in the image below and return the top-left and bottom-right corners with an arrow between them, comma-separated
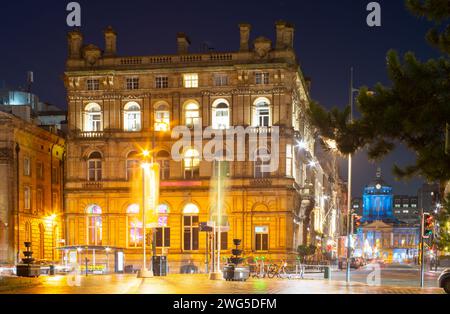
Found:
324,266 -> 330,280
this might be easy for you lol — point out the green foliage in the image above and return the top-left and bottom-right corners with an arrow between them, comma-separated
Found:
307,1 -> 450,184
297,244 -> 317,262
437,194 -> 450,251
406,0 -> 450,54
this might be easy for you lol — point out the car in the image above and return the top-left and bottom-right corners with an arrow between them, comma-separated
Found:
438,268 -> 450,294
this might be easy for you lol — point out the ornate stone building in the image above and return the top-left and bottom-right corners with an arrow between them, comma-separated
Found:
0,111 -> 65,265
63,22 -> 325,271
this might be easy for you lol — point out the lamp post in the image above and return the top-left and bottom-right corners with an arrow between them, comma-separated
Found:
346,67 -> 359,283
138,150 -> 153,278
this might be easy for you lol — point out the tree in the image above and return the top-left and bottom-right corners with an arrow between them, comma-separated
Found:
308,0 -> 450,192
297,244 -> 317,263
437,193 -> 450,253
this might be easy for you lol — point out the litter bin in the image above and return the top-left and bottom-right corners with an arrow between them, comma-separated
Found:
324,266 -> 330,279
49,265 -> 55,276
153,256 -> 168,276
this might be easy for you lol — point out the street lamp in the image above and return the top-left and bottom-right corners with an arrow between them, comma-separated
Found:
138,157 -> 153,278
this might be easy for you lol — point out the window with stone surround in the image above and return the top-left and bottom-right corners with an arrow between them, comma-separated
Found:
183,74 -> 199,88
86,79 -> 100,91
155,76 -> 169,89
255,72 -> 270,85
255,226 -> 269,251
126,77 -> 140,90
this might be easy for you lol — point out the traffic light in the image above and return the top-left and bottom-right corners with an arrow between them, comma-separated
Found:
422,213 -> 434,239
352,214 -> 362,234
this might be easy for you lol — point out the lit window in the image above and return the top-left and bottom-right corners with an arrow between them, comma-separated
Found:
88,152 -> 102,182
84,103 -> 102,132
255,72 -> 269,85
86,205 -> 102,246
155,76 -> 169,89
24,157 -> 31,176
183,148 -> 200,179
255,226 -> 269,251
183,204 -> 199,251
214,74 -> 228,86
123,102 -> 141,132
126,77 -> 139,90
183,74 -> 199,88
286,144 -> 293,177
156,203 -> 170,248
212,100 -> 230,130
154,103 -> 170,132
254,148 -> 271,179
253,98 -> 271,127
87,79 -> 100,91
185,102 -> 200,128
127,204 -> 142,248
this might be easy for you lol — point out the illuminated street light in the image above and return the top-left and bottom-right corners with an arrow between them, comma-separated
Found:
308,160 -> 317,168
296,140 -> 308,150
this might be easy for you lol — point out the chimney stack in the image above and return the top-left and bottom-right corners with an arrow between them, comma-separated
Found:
239,23 -> 251,52
283,23 -> 295,49
177,33 -> 191,54
104,26 -> 117,57
275,21 -> 286,49
67,30 -> 83,59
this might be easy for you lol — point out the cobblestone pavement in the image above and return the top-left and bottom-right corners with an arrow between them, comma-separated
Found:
0,274 -> 445,294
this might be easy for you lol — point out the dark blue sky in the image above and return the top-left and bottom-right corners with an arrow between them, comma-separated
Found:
0,0 -> 439,196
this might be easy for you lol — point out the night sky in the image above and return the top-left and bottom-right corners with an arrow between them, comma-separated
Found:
0,0 -> 439,197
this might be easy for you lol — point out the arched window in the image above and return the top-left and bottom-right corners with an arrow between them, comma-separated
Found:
253,98 -> 271,127
254,148 -> 271,179
86,205 -> 102,245
88,152 -> 102,182
127,204 -> 142,248
84,103 -> 102,132
184,102 -> 200,128
183,148 -> 200,179
126,151 -> 140,181
212,99 -> 230,130
183,204 -> 199,251
155,103 -> 170,132
156,204 -> 170,248
124,102 -> 141,132
39,223 -> 45,260
156,150 -> 170,180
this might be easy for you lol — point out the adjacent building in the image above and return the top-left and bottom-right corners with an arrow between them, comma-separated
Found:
0,102 -> 65,265
63,23 -> 340,272
353,169 -> 420,263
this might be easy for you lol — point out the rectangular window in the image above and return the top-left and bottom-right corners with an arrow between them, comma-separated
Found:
24,186 -> 31,210
183,215 -> 199,251
126,160 -> 140,181
126,77 -> 140,90
24,157 -> 31,176
87,79 -> 100,91
214,232 -> 228,250
155,76 -> 169,89
183,74 -> 199,88
52,192 -> 58,212
88,160 -> 102,182
214,74 -> 228,86
52,167 -> 58,184
36,162 -> 44,180
255,226 -> 269,251
155,227 -> 170,248
157,160 -> 170,180
255,72 -> 270,85
286,144 -> 293,177
36,188 -> 43,213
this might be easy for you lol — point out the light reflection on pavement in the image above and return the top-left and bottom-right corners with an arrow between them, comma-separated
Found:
0,274 -> 444,294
